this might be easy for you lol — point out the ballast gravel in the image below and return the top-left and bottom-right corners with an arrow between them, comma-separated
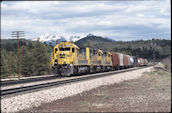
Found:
1,67 -> 138,90
1,66 -> 153,113
1,77 -> 71,90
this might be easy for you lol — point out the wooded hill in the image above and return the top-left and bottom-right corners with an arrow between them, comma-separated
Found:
1,39 -> 53,78
75,35 -> 171,61
1,36 -> 171,78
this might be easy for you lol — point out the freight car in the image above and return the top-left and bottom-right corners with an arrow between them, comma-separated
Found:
132,56 -> 138,67
51,41 -> 148,76
137,58 -> 148,66
111,53 -> 135,69
111,52 -> 124,69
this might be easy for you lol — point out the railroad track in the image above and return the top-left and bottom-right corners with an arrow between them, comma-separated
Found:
1,65 -> 152,97
1,75 -> 62,86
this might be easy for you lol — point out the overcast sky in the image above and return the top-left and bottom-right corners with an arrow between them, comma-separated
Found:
1,0 -> 171,41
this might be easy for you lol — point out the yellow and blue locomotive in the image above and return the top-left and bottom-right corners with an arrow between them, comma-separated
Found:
50,41 -> 112,76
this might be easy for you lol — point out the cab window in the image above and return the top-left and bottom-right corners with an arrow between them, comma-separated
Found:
98,53 -> 101,56
72,48 -> 75,53
79,49 -> 82,54
59,48 -> 70,51
55,48 -> 58,53
104,53 -> 107,57
93,50 -> 96,55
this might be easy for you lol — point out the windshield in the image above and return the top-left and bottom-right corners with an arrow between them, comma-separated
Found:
59,48 -> 70,51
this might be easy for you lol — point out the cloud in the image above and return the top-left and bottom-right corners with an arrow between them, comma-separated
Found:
1,0 -> 171,41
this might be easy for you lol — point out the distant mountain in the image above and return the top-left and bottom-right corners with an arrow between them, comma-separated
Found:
32,33 -> 115,46
75,34 -> 114,47
32,34 -> 87,46
69,35 -> 86,42
69,33 -> 115,43
32,34 -> 66,46
104,37 -> 115,42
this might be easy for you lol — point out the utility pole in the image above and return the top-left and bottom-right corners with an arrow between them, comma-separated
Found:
9,51 -> 12,79
49,53 -> 52,74
153,51 -> 155,65
11,31 -> 25,79
159,46 -> 161,62
151,39 -> 155,65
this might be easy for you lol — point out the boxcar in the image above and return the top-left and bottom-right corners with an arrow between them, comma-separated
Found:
132,56 -> 138,66
126,55 -> 132,67
143,59 -> 148,66
137,58 -> 141,66
137,58 -> 145,66
129,56 -> 135,67
141,58 -> 145,66
123,55 -> 128,68
111,52 -> 124,69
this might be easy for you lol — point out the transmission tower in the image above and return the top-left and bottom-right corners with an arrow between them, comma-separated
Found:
11,31 -> 25,79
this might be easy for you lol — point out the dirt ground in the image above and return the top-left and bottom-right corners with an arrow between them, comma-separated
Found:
22,66 -> 171,112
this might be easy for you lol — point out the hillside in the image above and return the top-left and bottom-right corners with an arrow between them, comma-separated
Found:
1,39 -> 53,78
1,37 -> 171,78
75,35 -> 114,47
75,36 -> 171,61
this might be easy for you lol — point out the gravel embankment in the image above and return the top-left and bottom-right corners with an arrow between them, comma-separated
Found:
1,77 -> 66,90
1,67 -> 138,90
1,74 -> 54,81
1,66 -> 153,113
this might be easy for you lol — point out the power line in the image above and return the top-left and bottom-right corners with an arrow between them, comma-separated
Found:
11,31 -> 25,79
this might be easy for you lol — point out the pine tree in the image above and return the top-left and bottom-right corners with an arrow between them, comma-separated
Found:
31,41 -> 50,76
1,49 -> 9,78
20,46 -> 33,76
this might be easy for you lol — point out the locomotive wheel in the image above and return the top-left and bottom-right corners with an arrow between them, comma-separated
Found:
73,67 -> 78,76
57,72 -> 62,76
86,67 -> 90,74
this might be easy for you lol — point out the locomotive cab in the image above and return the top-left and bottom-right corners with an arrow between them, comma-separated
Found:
52,42 -> 78,76
54,42 -> 78,65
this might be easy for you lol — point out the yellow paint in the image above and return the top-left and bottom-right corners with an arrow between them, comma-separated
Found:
102,52 -> 112,66
86,48 -> 90,65
97,49 -> 103,65
53,42 -> 78,65
51,41 -> 112,67
106,52 -> 112,66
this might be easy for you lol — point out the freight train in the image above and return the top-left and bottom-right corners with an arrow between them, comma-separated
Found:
50,41 -> 148,76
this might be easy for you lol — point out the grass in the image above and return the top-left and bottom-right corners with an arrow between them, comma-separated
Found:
143,65 -> 171,91
104,95 -> 110,99
94,90 -> 110,100
82,91 -> 110,108
143,66 -> 170,77
157,70 -> 170,76
94,93 -> 105,96
82,101 -> 92,107
143,71 -> 155,76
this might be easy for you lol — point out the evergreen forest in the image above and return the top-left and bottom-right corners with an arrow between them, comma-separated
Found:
1,37 -> 171,79
1,39 -> 53,78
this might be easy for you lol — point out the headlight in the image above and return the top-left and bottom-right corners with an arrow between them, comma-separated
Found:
54,59 -> 58,63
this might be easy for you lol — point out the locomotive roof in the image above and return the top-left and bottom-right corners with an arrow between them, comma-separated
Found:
57,41 -> 79,49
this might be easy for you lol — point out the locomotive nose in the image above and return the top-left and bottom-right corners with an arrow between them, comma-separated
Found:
60,52 -> 65,58
54,59 -> 58,66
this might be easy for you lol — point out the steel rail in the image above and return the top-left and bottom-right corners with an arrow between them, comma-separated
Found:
1,75 -> 59,86
1,65 -> 152,97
